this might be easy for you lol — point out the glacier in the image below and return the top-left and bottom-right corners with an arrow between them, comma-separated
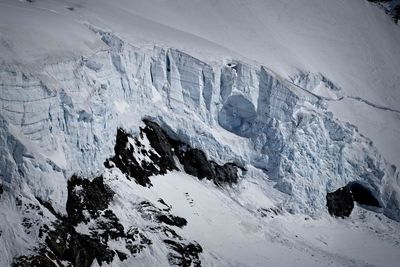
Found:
1,27 -> 400,220
1,28 -> 398,221
1,0 -> 400,265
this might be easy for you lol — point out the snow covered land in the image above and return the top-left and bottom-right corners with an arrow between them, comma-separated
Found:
0,0 -> 400,266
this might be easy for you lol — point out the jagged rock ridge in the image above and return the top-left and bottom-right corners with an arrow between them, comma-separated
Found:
105,120 -> 240,187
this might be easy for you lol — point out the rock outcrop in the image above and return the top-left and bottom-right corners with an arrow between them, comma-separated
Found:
326,186 -> 354,218
106,120 -> 240,187
13,173 -> 202,267
327,182 -> 381,218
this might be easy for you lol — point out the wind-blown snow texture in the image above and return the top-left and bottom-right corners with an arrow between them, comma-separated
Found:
1,0 -> 400,266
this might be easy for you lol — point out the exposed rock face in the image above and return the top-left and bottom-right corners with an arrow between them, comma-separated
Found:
105,126 -> 176,187
327,182 -> 381,218
141,120 -> 177,166
156,214 -> 188,228
144,119 -> 240,185
326,186 -> 354,218
44,176 -> 122,267
106,120 -> 240,187
136,201 -> 187,228
135,200 -> 203,266
13,122 -> 215,266
45,222 -> 117,267
66,175 -> 114,224
13,176 -> 121,267
164,239 -> 203,267
12,249 -> 60,267
176,147 -> 240,185
13,173 -> 202,267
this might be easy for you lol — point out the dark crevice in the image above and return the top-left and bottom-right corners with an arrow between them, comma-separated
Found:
166,53 -> 171,84
348,182 -> 380,207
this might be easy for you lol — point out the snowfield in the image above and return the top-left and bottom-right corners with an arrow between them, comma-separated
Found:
98,169 -> 400,267
0,0 -> 400,266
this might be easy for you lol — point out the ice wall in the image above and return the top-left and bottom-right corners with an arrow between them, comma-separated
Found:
0,29 -> 399,222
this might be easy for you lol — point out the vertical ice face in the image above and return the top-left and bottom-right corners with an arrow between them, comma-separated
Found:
218,94 -> 257,137
218,63 -> 259,137
0,29 -> 398,223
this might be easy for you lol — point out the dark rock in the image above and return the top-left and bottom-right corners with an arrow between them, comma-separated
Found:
180,149 -> 214,180
212,162 -> 239,185
156,214 -> 187,228
105,128 -> 154,186
136,201 -> 187,228
92,209 -> 126,242
66,175 -> 114,225
142,120 -> 177,170
348,182 -> 380,207
12,249 -> 59,267
16,197 -> 22,207
0,184 -> 3,196
367,0 -> 400,23
327,181 -> 381,218
116,250 -> 128,261
38,224 -> 50,239
172,140 -> 239,185
134,199 -> 202,265
18,176 -> 120,266
393,5 -> 400,22
15,173 -> 157,266
106,120 -> 239,186
125,227 -> 152,255
164,239 -> 203,267
105,124 -> 177,187
326,185 -> 354,218
16,121 -> 229,265
158,198 -> 172,211
66,233 -> 115,267
258,207 -> 281,217
21,217 -> 33,232
45,221 -> 115,267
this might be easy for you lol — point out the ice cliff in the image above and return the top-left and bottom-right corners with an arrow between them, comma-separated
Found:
1,27 -> 399,219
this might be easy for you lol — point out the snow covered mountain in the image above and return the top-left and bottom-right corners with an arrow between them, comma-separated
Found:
0,0 -> 400,266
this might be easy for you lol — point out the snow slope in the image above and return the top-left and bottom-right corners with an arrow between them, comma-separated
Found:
137,171 -> 400,267
1,0 -> 400,266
